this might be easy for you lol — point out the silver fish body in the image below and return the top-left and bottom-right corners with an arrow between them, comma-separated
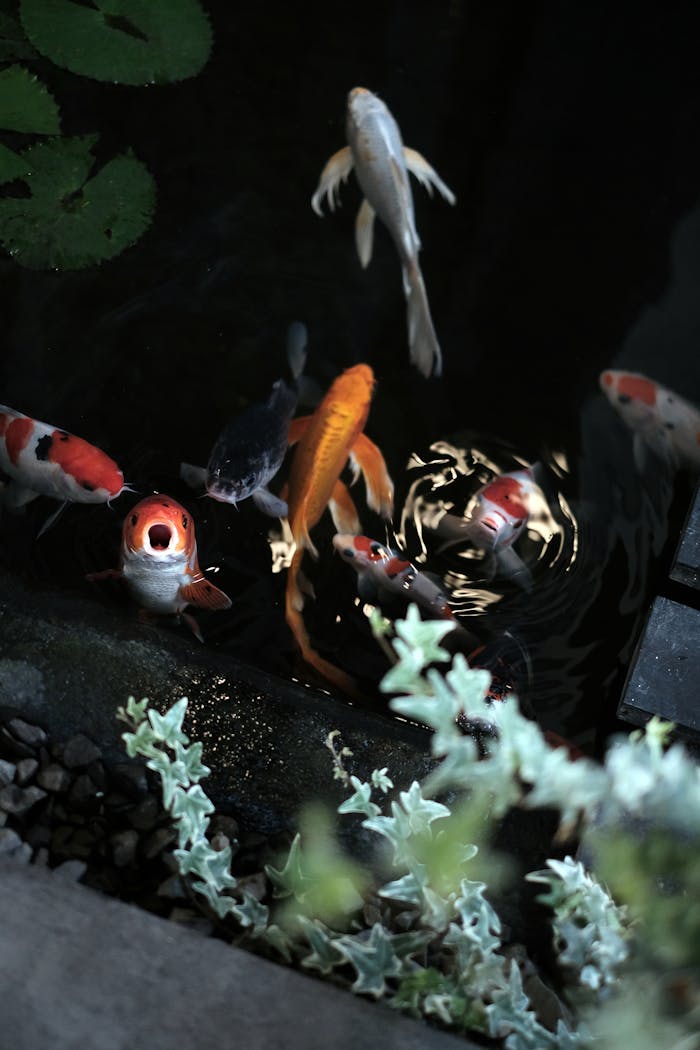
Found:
312,88 -> 455,378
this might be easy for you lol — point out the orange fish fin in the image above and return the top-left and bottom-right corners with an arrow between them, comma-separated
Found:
85,568 -> 122,582
179,576 -> 232,611
285,586 -> 360,699
180,611 -> 205,644
349,433 -> 394,519
286,547 -> 307,613
329,480 -> 361,535
287,415 -> 312,447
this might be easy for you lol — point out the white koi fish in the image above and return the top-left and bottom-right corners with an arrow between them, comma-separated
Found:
0,403 -> 126,533
333,533 -> 456,620
600,369 -> 700,472
433,467 -> 539,588
87,494 -> 231,642
312,87 -> 456,378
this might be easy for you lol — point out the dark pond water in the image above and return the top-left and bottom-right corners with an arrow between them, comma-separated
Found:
1,1 -> 699,753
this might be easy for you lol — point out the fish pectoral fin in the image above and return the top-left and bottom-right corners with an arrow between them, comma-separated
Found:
355,198 -> 376,268
38,500 -> 68,537
180,611 -> 205,643
311,146 -> 354,216
349,433 -> 394,520
403,147 -> 456,205
287,414 -> 313,447
329,480 -> 361,535
1,481 -> 39,512
495,547 -> 532,590
357,573 -> 379,603
180,462 -> 208,490
179,576 -> 232,611
252,487 -> 288,518
298,567 -> 316,601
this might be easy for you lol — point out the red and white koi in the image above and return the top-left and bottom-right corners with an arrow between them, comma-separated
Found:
312,87 -> 455,378
0,404 -> 125,532
333,533 -> 456,621
599,369 -> 700,472
87,494 -> 231,642
433,467 -> 538,587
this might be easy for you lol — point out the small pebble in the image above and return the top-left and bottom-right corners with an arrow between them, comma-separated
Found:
157,874 -> 187,900
63,734 -> 101,769
110,829 -> 139,867
53,859 -> 87,882
34,847 -> 49,866
110,762 -> 147,798
0,726 -> 35,759
142,826 -> 175,860
210,814 -> 240,842
235,871 -> 267,901
127,796 -> 160,831
0,783 -> 46,815
7,718 -> 47,749
0,759 -> 16,787
15,758 -> 38,786
37,764 -> 73,793
0,827 -> 24,857
68,774 -> 99,805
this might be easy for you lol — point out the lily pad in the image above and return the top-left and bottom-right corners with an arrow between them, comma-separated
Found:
0,11 -> 38,63
0,142 -> 30,183
0,65 -> 60,134
0,134 -> 156,269
19,0 -> 212,85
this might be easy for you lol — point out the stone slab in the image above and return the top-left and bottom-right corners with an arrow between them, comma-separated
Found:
617,595 -> 700,738
0,861 -> 474,1050
670,482 -> 700,590
0,568 -> 433,836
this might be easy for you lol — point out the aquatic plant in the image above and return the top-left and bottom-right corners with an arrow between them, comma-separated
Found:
0,0 -> 211,268
118,606 -> 700,1047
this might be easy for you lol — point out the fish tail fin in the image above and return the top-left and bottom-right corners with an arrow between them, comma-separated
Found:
403,262 -> 443,378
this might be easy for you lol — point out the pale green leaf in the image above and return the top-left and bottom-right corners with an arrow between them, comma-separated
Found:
335,924 -> 404,998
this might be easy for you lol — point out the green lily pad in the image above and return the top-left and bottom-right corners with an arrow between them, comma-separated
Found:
0,11 -> 38,62
0,65 -> 60,134
0,142 -> 30,182
0,134 -> 156,269
19,0 -> 212,85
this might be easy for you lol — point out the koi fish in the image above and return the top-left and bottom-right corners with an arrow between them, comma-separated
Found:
333,533 -> 456,621
599,369 -> 700,472
86,494 -> 231,642
433,467 -> 538,588
312,87 -> 456,379
181,325 -> 307,517
0,404 -> 125,534
284,364 -> 394,693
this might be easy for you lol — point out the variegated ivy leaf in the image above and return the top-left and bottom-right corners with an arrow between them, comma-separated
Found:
0,64 -> 59,134
148,697 -> 189,747
170,784 -> 214,846
19,0 -> 212,85
192,879 -> 238,920
337,776 -> 381,819
371,768 -> 393,793
363,804 -> 413,867
121,719 -> 159,760
147,755 -> 189,809
399,781 -> 450,836
203,845 -> 237,893
120,695 -> 150,726
298,916 -> 345,975
265,833 -> 314,901
264,924 -> 294,962
173,839 -> 219,878
390,928 -> 434,960
379,867 -> 427,907
233,891 -> 269,935
173,740 -> 210,784
334,924 -> 404,998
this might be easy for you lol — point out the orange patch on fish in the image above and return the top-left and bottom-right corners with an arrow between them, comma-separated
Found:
618,374 -> 657,405
47,430 -> 124,496
5,416 -> 34,465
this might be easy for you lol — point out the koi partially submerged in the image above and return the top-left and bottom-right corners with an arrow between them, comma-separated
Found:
0,403 -> 125,534
333,533 -> 455,621
87,494 -> 231,642
312,87 -> 456,378
433,467 -> 539,589
599,369 -> 700,472
284,364 -> 394,693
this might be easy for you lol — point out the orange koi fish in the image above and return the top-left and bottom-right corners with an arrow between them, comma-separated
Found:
0,403 -> 125,533
87,494 -> 231,642
284,364 -> 394,693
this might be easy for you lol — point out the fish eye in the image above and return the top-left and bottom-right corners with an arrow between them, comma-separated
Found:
343,548 -> 354,558
182,514 -> 189,529
131,514 -> 138,526
370,543 -> 382,553
81,481 -> 95,491
618,394 -> 631,405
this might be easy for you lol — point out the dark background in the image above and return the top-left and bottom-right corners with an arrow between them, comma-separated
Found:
1,0 -> 699,749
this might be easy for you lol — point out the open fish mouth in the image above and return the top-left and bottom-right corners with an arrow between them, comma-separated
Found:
148,523 -> 172,550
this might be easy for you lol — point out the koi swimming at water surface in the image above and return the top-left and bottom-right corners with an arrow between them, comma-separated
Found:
283,363 -> 394,694
86,494 -> 231,642
0,403 -> 126,534
599,369 -> 700,472
312,87 -> 456,379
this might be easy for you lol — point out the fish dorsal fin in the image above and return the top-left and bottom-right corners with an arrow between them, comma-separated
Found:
403,147 -> 456,205
355,198 -> 376,268
180,462 -> 207,490
311,146 -> 354,216
252,487 -> 288,518
179,576 -> 232,610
